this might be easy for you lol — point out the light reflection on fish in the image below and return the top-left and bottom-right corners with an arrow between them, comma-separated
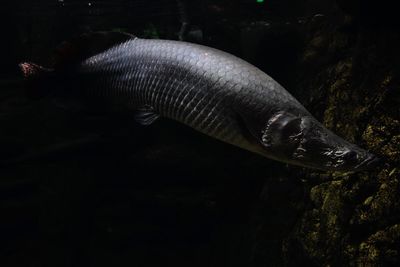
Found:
19,31 -> 380,172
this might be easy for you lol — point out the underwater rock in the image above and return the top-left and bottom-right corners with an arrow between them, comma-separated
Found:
281,12 -> 400,266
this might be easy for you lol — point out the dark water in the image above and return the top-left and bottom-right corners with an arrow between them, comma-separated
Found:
1,1 -> 399,266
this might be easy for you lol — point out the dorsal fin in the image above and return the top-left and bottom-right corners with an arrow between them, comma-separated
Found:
19,62 -> 53,79
52,31 -> 136,69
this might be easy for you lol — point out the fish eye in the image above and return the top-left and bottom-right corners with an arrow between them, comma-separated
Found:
344,150 -> 358,161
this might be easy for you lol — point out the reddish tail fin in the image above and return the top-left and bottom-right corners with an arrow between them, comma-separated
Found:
18,62 -> 52,79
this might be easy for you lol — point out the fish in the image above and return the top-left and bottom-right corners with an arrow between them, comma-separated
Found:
19,31 -> 380,172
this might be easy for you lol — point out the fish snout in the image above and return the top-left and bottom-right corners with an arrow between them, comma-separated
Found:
331,147 -> 381,172
357,153 -> 382,171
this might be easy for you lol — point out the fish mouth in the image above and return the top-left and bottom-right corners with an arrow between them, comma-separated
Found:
355,154 -> 382,171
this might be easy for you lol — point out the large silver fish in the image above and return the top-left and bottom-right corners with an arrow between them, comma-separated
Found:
20,32 -> 380,172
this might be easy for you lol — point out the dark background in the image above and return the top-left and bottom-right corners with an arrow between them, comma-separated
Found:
1,1 -> 399,266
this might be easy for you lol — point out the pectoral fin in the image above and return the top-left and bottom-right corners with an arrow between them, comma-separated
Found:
134,105 -> 160,125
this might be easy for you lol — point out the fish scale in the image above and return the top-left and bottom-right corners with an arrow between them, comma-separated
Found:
81,39 -> 288,146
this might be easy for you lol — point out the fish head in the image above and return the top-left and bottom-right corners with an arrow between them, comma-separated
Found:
259,111 -> 381,172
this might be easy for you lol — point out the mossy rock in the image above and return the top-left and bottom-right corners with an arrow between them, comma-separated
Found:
283,15 -> 400,266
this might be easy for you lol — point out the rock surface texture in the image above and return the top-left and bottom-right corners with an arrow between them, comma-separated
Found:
280,14 -> 400,266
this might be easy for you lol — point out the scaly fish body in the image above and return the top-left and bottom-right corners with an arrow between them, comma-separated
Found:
80,39 -> 305,153
20,33 -> 380,172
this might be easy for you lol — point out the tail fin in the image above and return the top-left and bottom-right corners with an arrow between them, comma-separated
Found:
18,31 -> 135,99
19,62 -> 53,79
18,62 -> 54,99
19,31 -> 135,75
